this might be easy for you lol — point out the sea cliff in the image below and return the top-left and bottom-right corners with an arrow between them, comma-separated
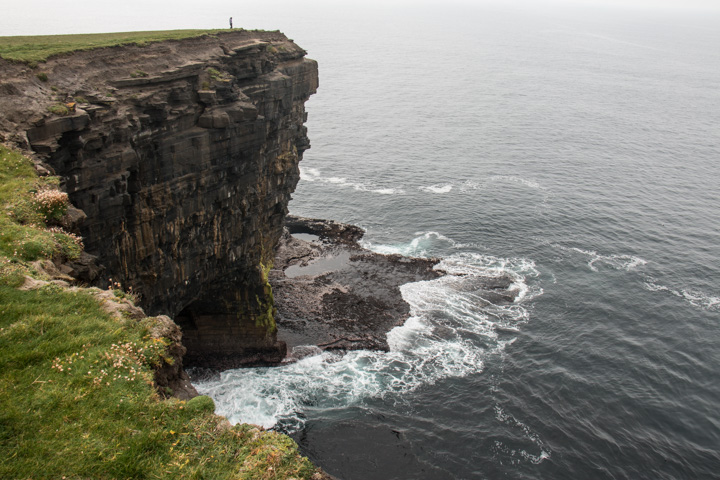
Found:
0,30 -> 318,369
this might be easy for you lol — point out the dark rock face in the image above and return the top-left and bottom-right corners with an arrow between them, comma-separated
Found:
150,315 -> 199,400
1,32 -> 318,368
284,215 -> 365,245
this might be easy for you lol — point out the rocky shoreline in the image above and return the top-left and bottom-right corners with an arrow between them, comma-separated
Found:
269,215 -> 519,359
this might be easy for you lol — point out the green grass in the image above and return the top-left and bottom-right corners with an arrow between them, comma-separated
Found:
0,145 -> 37,203
0,146 -> 323,478
0,146 -> 81,281
0,285 -> 319,479
0,29 -> 231,63
47,103 -> 70,116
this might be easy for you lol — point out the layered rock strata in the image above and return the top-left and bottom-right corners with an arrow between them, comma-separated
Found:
0,31 -> 318,368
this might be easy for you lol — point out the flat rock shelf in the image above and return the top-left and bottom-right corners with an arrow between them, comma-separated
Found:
271,216 -> 519,356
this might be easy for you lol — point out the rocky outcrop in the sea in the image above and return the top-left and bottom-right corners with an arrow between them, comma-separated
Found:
0,31 -> 318,369
271,216 -> 518,355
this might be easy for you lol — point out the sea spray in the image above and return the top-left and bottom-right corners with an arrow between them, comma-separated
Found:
194,247 -> 541,433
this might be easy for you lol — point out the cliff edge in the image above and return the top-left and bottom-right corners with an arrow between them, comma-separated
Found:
0,31 -> 318,369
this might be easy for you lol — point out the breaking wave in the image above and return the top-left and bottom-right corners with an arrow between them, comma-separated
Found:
193,246 -> 541,432
360,231 -> 478,257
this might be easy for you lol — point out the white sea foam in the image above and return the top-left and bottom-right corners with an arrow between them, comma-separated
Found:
455,176 -> 553,206
373,187 -> 401,195
361,231 -> 479,257
362,231 -> 455,257
299,167 -> 322,181
193,249 -> 541,432
440,253 -> 544,307
459,180 -> 482,192
418,184 -> 453,194
643,281 -> 720,312
299,166 -> 405,195
302,170 -> 548,199
486,175 -> 554,205
489,175 -> 544,190
494,405 -> 551,465
558,245 -> 647,272
326,176 -> 347,184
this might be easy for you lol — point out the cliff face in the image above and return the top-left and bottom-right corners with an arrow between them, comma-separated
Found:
0,31 -> 318,368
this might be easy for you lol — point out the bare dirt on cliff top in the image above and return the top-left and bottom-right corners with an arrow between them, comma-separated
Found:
0,30 -> 300,145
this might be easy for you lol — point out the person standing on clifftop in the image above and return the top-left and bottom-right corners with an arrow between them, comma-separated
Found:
229,17 -> 233,29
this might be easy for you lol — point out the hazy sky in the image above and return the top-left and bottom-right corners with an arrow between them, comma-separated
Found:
1,0 -> 718,36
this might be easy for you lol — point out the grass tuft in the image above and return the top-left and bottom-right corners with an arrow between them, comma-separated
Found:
47,103 -> 69,116
207,67 -> 231,82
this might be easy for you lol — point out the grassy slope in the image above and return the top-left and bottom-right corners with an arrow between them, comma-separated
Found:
0,29 -> 230,63
0,146 -> 81,272
0,146 -> 322,479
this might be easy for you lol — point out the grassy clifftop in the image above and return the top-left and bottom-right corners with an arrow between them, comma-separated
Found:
0,145 -> 325,479
0,29 -> 230,63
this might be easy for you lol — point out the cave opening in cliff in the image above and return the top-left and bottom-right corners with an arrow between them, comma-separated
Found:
174,305 -> 199,335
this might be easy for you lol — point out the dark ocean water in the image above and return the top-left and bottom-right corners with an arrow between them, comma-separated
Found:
187,3 -> 720,479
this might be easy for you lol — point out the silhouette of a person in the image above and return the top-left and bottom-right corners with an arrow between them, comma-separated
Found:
229,17 -> 233,29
